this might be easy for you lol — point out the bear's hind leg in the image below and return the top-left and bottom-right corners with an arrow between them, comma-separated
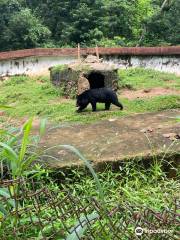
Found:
105,102 -> 111,110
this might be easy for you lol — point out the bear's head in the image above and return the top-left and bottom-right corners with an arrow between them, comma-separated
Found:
76,94 -> 89,108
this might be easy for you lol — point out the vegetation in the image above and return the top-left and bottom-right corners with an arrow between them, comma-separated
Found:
0,0 -> 179,51
119,68 -> 180,90
0,115 -> 179,238
0,1 -> 179,237
0,68 -> 179,124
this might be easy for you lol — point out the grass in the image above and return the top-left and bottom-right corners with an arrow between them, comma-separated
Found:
0,68 -> 179,124
119,68 -> 180,90
62,160 -> 179,210
1,160 -> 179,239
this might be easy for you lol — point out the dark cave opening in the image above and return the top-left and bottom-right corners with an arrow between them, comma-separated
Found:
85,72 -> 105,89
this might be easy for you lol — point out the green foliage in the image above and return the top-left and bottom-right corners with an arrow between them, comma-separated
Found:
0,117 -> 47,179
0,0 -> 179,50
3,75 -> 29,86
2,8 -> 51,50
0,116 -> 47,222
142,0 -> 180,45
0,188 -> 15,219
98,36 -> 126,47
0,145 -> 179,238
51,64 -> 68,74
0,0 -> 21,50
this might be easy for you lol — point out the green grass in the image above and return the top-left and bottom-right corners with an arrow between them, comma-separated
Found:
119,68 -> 180,90
1,160 -> 179,239
63,161 -> 179,210
0,69 -> 180,124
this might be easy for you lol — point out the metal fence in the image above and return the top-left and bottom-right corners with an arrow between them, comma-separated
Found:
0,178 -> 179,240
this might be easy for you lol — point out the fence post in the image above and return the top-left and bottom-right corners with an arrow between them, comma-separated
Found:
95,45 -> 100,62
78,43 -> 81,62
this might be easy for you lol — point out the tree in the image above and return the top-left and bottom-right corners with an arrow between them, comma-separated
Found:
33,0 -> 104,46
143,0 -> 180,45
61,1 -> 104,46
1,8 -> 51,50
0,0 -> 22,50
0,0 -> 179,50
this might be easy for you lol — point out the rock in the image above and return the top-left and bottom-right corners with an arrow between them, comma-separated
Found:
144,89 -> 151,93
108,118 -> 117,122
140,127 -> 153,133
84,55 -> 103,63
163,133 -> 180,141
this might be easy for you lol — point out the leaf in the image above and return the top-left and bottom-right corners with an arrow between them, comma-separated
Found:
66,212 -> 99,240
0,105 -> 12,109
21,153 -> 38,172
0,129 -> 15,137
67,224 -> 88,240
39,118 -> 47,137
38,221 -> 63,240
19,118 -> 33,164
0,142 -> 18,161
0,203 -> 8,216
0,188 -> 10,198
0,188 -> 15,208
0,129 -> 8,135
7,199 -> 16,208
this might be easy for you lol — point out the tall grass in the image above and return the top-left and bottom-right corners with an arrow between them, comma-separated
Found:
0,118 -> 47,179
0,117 -> 105,239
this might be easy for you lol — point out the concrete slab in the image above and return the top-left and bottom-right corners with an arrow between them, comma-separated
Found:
40,109 -> 180,168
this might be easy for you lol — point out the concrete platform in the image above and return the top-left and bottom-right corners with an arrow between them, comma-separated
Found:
40,109 -> 180,168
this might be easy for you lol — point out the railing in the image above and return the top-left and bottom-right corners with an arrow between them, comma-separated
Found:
0,46 -> 180,61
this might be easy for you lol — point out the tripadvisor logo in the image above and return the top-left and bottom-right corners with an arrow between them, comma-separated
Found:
135,227 -> 173,236
135,227 -> 144,236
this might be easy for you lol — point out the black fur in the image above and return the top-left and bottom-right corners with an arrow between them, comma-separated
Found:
76,88 -> 123,112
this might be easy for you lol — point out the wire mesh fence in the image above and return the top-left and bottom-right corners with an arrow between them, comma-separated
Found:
0,178 -> 179,240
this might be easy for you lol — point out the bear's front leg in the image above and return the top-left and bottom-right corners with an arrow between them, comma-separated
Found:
91,102 -> 96,112
76,106 -> 85,113
76,103 -> 88,113
76,108 -> 83,113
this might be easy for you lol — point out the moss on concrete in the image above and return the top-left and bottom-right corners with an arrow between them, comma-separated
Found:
51,64 -> 68,75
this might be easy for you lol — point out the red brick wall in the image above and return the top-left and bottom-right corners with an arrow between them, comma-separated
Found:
0,46 -> 180,61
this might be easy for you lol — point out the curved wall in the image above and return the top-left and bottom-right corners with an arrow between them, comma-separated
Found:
0,47 -> 180,77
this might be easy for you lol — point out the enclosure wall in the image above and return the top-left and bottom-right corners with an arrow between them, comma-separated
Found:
0,47 -> 180,77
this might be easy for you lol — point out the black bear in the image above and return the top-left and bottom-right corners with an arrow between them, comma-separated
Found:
76,88 -> 123,112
